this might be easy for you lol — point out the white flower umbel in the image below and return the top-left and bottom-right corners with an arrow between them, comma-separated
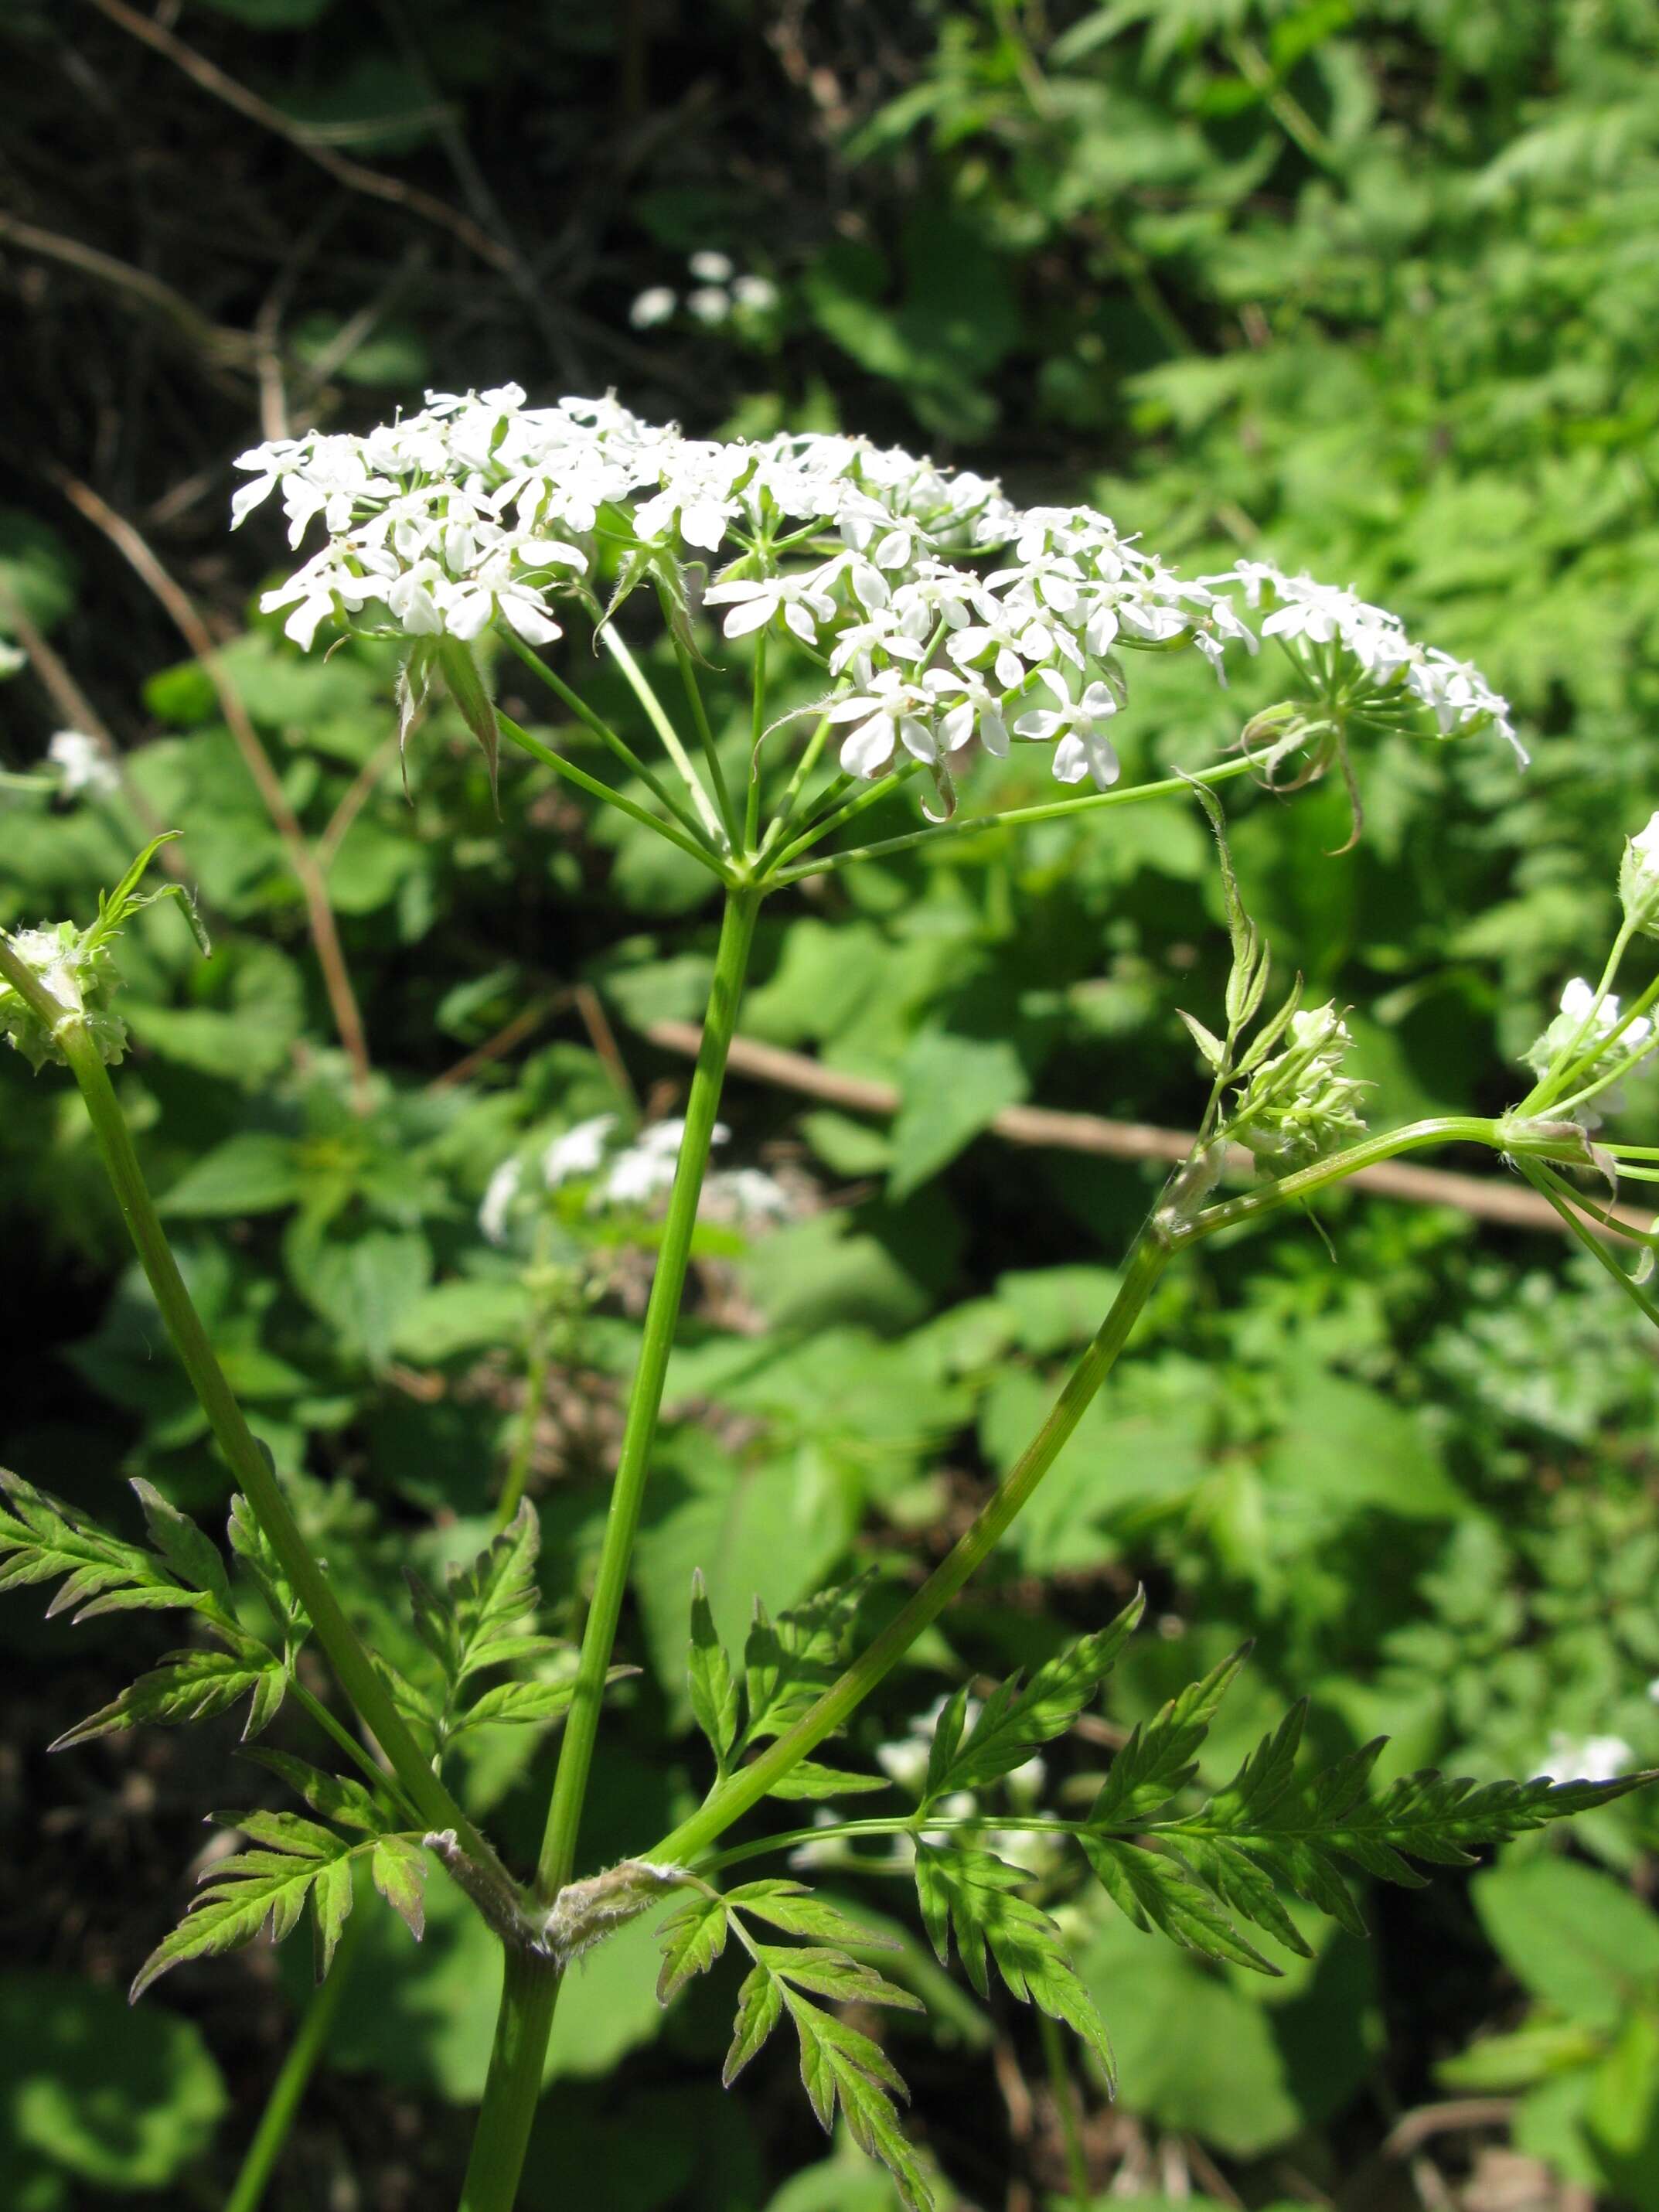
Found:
235,389 -> 1524,817
543,1114 -> 618,1188
1228,560 -> 1525,763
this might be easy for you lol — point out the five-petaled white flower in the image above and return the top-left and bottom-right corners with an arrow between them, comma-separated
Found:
1013,671 -> 1122,789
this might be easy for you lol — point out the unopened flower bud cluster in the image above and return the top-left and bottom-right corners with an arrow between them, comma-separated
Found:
0,921 -> 128,1071
1228,1003 -> 1368,1166
233,387 -> 1523,818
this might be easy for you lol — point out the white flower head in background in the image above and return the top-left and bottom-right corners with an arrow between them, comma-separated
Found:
543,1114 -> 617,1188
1534,1733 -> 1635,1785
48,729 -> 119,799
1620,809 -> 1659,939
629,286 -> 678,330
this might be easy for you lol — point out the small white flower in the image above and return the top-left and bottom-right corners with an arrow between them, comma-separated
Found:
686,286 -> 731,326
688,251 -> 735,284
479,1157 -> 523,1246
629,286 -> 678,329
703,571 -> 838,644
601,1117 -> 729,1208
1013,672 -> 1122,790
825,669 -> 939,779
731,274 -> 779,311
0,639 -> 26,680
47,729 -> 119,797
543,1114 -> 617,1187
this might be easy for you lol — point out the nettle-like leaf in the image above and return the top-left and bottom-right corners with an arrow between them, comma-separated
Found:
404,1502 -> 581,1754
921,1590 -> 1143,1808
658,1878 -> 933,2211
131,1801 -> 428,2001
686,1574 -> 885,1801
912,1845 -> 1115,2090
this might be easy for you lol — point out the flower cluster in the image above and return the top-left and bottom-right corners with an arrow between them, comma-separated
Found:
234,387 -> 1524,813
479,1112 -> 789,1247
1522,977 -> 1654,1126
1229,561 -> 1524,763
1228,1003 -> 1368,1167
630,252 -> 779,332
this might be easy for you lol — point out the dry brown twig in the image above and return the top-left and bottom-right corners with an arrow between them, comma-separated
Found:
86,0 -> 516,274
637,1019 -> 1654,1240
48,469 -> 374,1107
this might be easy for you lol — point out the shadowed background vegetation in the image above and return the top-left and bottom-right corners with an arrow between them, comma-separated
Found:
4,2 -> 1659,2207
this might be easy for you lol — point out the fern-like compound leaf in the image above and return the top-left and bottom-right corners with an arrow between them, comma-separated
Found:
921,1590 -> 1143,1807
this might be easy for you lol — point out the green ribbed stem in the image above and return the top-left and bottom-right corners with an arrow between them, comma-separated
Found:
457,884 -> 761,2212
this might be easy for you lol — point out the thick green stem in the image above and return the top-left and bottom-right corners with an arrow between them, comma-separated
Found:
0,943 -> 485,1856
537,884 -> 760,1896
647,1232 -> 1173,1868
458,1947 -> 564,2212
223,1903 -> 364,2212
456,884 -> 761,2212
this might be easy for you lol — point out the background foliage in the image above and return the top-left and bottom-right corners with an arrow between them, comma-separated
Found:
4,2 -> 1659,2206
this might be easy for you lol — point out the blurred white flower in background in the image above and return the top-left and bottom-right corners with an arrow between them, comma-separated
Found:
48,729 -> 119,799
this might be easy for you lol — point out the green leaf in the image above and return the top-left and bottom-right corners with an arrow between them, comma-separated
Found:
726,1883 -> 903,1952
741,1580 -> 870,1749
657,1890 -> 730,2005
248,1750 -> 390,1834
1474,1856 -> 1659,2033
1088,1643 -> 1250,1827
722,1960 -> 786,2085
158,1133 -> 305,1218
312,1854 -> 356,1979
129,1478 -> 232,1614
0,1469 -> 200,1625
0,1970 -> 225,2188
888,1029 -> 1028,1200
53,1646 -> 284,1750
924,1593 -> 1143,1805
455,1675 -> 583,1731
689,1568 -> 741,1776
1081,1835 -> 1279,1973
371,1835 -> 429,1941
291,1224 -> 433,1371
131,1822 -> 354,1999
765,1760 -> 891,1801
912,1844 -> 1114,2089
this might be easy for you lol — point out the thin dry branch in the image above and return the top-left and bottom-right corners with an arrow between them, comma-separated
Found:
49,469 -> 374,1106
637,1019 -> 1654,1239
0,209 -> 257,373
87,0 -> 516,274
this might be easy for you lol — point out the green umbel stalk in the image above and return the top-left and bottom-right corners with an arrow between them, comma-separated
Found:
458,884 -> 761,2212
